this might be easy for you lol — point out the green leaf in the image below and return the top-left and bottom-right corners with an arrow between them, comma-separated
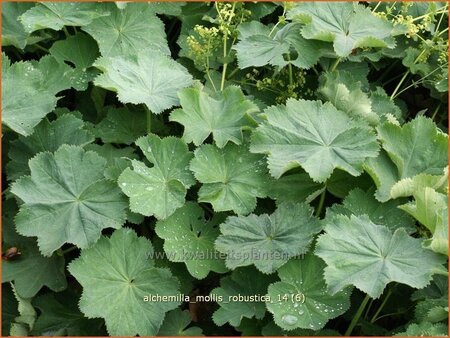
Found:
210,267 -> 274,327
399,187 -> 448,256
365,116 -> 448,202
7,113 -> 94,182
2,221 -> 67,298
32,291 -> 105,336
68,228 -> 181,336
234,22 -> 328,69
158,309 -> 203,336
2,3 -> 34,49
10,284 -> 37,336
170,86 -> 259,148
391,168 -> 448,199
318,70 -> 379,125
394,322 -> 448,336
95,106 -> 147,145
2,284 -> 18,336
190,143 -> 269,215
94,50 -> 193,114
2,54 -> 58,136
315,214 -> 445,298
287,3 -> 394,57
250,99 -> 379,182
266,253 -> 351,331
11,145 -> 127,256
267,173 -> 323,204
155,202 -> 227,279
31,55 -> 74,94
415,297 -> 448,323
83,3 -> 169,57
49,32 -> 100,91
326,188 -> 415,233
118,134 -> 195,219
215,202 -> 322,273
20,3 -> 108,33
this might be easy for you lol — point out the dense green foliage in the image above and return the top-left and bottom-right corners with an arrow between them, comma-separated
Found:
2,2 -> 448,336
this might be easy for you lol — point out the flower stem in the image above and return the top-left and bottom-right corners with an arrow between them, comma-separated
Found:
345,294 -> 371,336
370,288 -> 392,323
315,188 -> 326,217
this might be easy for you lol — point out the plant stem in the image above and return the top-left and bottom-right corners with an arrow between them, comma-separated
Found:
61,246 -> 78,255
287,55 -> 294,87
431,103 -> 441,120
345,294 -> 371,336
226,67 -> 240,80
34,43 -> 49,53
390,71 -> 409,100
145,107 -> 152,134
63,26 -> 70,38
330,58 -> 341,72
219,2 -> 237,91
370,288 -> 392,323
315,188 -> 326,217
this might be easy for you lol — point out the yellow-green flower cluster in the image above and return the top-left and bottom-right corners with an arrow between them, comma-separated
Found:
186,25 -> 221,68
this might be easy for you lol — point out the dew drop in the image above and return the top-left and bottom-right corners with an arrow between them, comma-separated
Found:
281,314 -> 298,325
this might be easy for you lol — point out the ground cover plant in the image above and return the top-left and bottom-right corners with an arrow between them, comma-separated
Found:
1,1 -> 449,336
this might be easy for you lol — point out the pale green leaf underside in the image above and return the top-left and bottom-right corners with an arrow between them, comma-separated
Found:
170,86 -> 258,148
82,3 -> 169,57
215,202 -> 321,273
11,145 -> 127,256
266,253 -> 350,331
190,143 -> 269,215
366,117 -> 448,202
316,214 -> 445,298
251,99 -> 379,182
94,50 -> 193,114
155,203 -> 227,279
68,228 -> 180,336
287,2 -> 394,57
118,134 -> 194,219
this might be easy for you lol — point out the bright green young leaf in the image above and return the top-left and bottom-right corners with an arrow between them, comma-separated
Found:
83,3 -> 169,57
155,202 -> 227,279
287,2 -> 394,57
318,71 -> 379,125
399,187 -> 448,256
68,228 -> 181,336
94,50 -> 193,114
2,201 -> 67,298
266,253 -> 351,331
2,3 -> 34,49
95,106 -> 147,145
170,86 -> 259,148
215,202 -> 322,273
210,267 -> 274,327
49,32 -> 100,91
326,188 -> 415,233
250,99 -> 379,182
234,22 -> 328,69
7,113 -> 94,182
11,145 -> 127,256
315,214 -> 445,298
118,134 -> 195,219
190,143 -> 269,215
365,116 -> 448,202
32,291 -> 105,336
20,3 -> 108,33
2,54 -> 58,136
158,309 -> 203,336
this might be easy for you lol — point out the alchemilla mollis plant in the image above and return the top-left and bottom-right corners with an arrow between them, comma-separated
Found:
1,1 -> 448,336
